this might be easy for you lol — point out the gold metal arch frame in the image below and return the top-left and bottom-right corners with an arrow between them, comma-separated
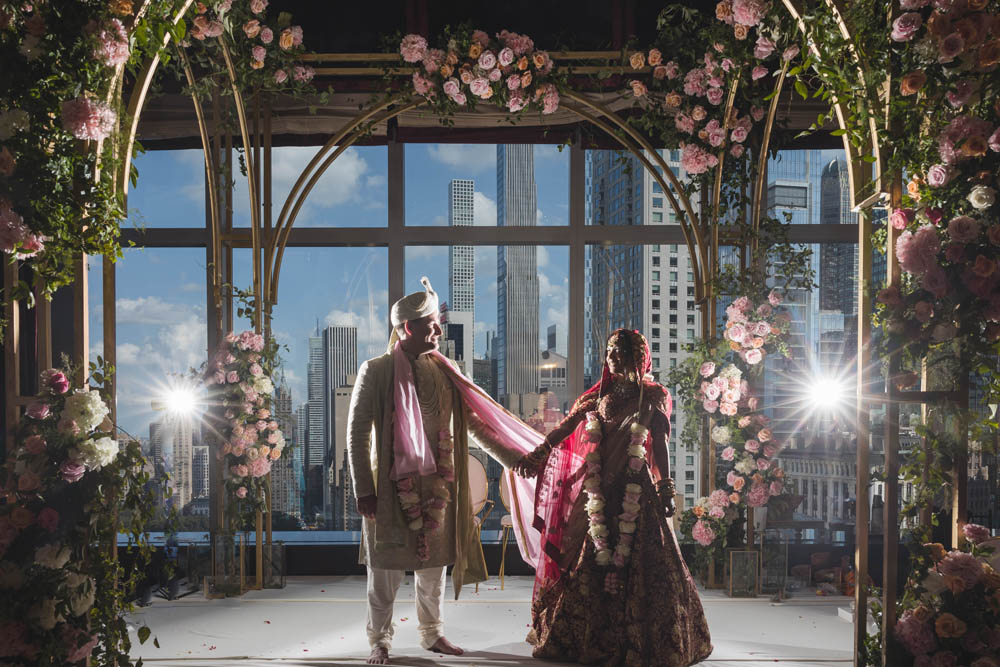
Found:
68,11 -> 892,662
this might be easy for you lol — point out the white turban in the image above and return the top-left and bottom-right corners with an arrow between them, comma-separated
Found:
390,276 -> 439,327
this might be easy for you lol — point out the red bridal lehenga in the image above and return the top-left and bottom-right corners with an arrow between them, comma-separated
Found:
528,331 -> 713,667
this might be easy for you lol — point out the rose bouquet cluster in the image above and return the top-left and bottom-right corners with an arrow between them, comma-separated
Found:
185,0 -> 315,87
891,524 -> 1000,666
0,368 -> 118,664
399,28 -> 560,115
630,1 -> 802,177
875,0 -> 1000,368
723,290 -> 790,365
208,330 -> 286,518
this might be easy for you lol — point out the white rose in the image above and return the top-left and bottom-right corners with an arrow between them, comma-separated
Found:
735,457 -> 756,475
35,544 -> 71,569
585,498 -> 605,513
627,444 -> 646,458
968,185 -> 996,211
407,518 -> 423,530
584,451 -> 601,463
254,377 -> 273,394
589,524 -> 608,540
595,550 -> 611,565
620,521 -> 637,534
629,422 -> 649,438
65,572 -> 95,616
711,426 -> 731,444
719,364 -> 742,380
75,436 -> 118,470
624,483 -> 642,494
583,477 -> 601,491
63,389 -> 110,433
28,598 -> 61,630
921,570 -> 948,595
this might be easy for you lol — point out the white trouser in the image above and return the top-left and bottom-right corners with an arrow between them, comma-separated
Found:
365,565 -> 447,650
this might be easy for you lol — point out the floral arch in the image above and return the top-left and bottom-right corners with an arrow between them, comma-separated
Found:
2,0 -> 999,665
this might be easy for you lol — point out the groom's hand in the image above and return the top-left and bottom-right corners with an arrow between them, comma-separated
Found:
357,494 -> 377,519
513,455 -> 538,478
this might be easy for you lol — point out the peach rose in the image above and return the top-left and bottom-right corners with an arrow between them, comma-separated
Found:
468,43 -> 482,59
943,574 -> 967,594
279,28 -> 294,50
648,48 -> 662,66
733,24 -> 749,40
732,476 -> 745,491
517,55 -> 529,71
629,51 -> 645,69
900,71 -> 926,96
925,542 -> 947,562
912,605 -> 933,623
664,92 -> 682,108
934,612 -> 967,638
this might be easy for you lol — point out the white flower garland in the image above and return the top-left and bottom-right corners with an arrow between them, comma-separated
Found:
580,411 -> 650,593
395,427 -> 456,562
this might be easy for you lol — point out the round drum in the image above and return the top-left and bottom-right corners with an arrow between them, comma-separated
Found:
467,454 -> 488,515
499,469 -> 513,513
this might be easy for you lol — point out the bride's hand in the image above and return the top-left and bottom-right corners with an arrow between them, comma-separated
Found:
512,455 -> 538,478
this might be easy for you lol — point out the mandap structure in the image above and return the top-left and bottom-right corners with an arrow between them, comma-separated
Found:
1,1 -> 999,665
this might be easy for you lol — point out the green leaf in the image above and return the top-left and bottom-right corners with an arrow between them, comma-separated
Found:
138,626 -> 151,644
830,129 -> 847,136
794,80 -> 808,100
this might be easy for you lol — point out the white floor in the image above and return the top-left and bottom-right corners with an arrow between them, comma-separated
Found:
128,576 -> 853,666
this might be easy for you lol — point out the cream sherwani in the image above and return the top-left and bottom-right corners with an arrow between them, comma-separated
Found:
347,349 -> 522,649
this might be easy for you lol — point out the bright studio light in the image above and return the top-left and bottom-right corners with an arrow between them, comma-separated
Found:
152,381 -> 201,416
805,374 -> 849,411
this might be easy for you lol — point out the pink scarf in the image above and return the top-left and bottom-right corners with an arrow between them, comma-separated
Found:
389,341 -> 543,567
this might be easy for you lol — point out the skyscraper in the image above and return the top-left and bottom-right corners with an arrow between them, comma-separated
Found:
272,375 -> 302,518
305,327 -> 326,518
448,178 -> 476,375
586,148 -> 702,508
149,413 -> 195,510
497,144 -> 539,415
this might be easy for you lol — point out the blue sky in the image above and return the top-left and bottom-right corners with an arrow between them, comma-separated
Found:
92,144 -> 572,436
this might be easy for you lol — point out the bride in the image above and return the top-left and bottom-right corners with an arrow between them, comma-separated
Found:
516,328 -> 713,666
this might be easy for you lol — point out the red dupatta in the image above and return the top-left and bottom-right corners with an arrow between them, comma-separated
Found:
532,329 -> 666,595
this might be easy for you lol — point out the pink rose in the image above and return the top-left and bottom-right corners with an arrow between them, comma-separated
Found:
892,13 -> 923,41
962,522 -> 990,544
721,447 -> 735,460
236,486 -> 248,498
26,402 -> 49,420
730,126 -> 748,143
23,435 -> 45,454
703,400 -> 719,413
400,34 -> 428,63
478,50 -> 496,70
720,402 -> 738,416
252,45 -> 266,63
922,267 -> 949,298
890,208 -> 913,230
758,428 -> 772,442
946,80 -> 977,109
751,65 -> 768,80
947,215 -> 979,243
243,19 -> 261,38
990,128 -> 1000,153
17,470 -> 40,492
259,27 -> 273,44
37,507 -> 59,531
227,371 -> 239,383
706,87 -> 724,105
754,35 -> 776,59
744,348 -> 763,365
732,0 -> 768,26
782,45 -> 800,61
751,106 -> 765,122
745,439 -> 760,453
938,32 -> 965,63
699,361 -> 716,377
747,396 -> 759,410
926,164 -> 954,187
498,47 -> 514,67
973,255 -> 996,278
770,480 -> 784,496
61,97 -> 116,141
60,460 -> 86,483
730,143 -> 745,158
249,0 -> 267,13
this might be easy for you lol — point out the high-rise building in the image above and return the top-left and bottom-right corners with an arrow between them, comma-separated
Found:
272,375 -> 302,518
449,179 -> 475,311
329,374 -> 357,530
192,445 -> 210,499
586,148 -> 701,508
149,413 -> 195,510
305,327 -> 326,518
497,144 -> 539,416
820,158 -> 857,316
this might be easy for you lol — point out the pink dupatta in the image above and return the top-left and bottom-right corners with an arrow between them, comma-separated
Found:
425,350 -> 544,568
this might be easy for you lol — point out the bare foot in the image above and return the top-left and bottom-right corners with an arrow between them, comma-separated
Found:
428,636 -> 464,656
366,646 -> 390,664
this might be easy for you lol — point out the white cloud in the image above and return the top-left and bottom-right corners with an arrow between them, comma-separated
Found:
117,342 -> 141,364
473,191 -> 496,226
179,282 -> 201,293
409,246 -> 447,262
366,174 -> 386,188
116,296 -> 203,325
431,214 -> 447,226
427,144 -> 497,172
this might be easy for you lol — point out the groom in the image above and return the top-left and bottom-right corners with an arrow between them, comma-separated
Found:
347,277 -> 533,665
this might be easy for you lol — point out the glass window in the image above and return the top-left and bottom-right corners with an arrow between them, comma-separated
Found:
127,150 -> 205,228
652,271 -> 660,281
652,328 -> 660,338
407,144 -> 568,227
669,300 -> 677,310
651,212 -> 662,223
238,146 -> 388,228
686,455 -> 694,465
670,271 -> 678,281
652,197 -> 663,208
652,285 -> 660,295
669,256 -> 677,267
